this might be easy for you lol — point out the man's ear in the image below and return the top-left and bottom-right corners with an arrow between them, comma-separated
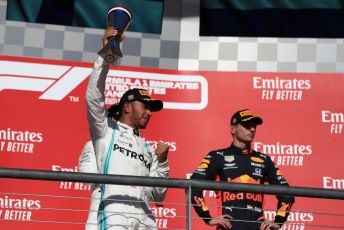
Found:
230,125 -> 236,135
123,102 -> 131,114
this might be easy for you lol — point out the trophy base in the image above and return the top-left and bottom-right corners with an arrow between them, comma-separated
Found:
97,43 -> 123,65
104,53 -> 121,63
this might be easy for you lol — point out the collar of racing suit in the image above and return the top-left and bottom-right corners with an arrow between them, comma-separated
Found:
116,121 -> 141,136
228,144 -> 252,155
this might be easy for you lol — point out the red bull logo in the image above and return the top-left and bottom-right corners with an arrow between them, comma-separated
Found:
251,157 -> 264,163
197,163 -> 208,169
228,174 -> 259,184
222,192 -> 263,202
202,159 -> 210,164
276,202 -> 291,217
193,196 -> 209,211
197,159 -> 210,169
276,170 -> 283,176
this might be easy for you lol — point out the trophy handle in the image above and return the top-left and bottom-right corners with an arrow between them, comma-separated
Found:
98,6 -> 132,64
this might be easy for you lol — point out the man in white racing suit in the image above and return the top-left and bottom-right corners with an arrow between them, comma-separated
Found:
79,139 -> 170,230
86,27 -> 169,230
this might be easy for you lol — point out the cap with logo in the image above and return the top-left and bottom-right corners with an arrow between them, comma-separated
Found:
107,88 -> 163,118
230,109 -> 263,125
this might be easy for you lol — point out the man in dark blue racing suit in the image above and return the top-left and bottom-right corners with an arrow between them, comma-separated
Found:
191,109 -> 295,230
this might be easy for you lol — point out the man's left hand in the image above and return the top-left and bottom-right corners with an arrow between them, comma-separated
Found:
258,217 -> 281,230
155,142 -> 169,163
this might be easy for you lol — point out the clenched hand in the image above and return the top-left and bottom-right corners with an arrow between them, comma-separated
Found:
155,142 -> 169,163
102,27 -> 125,47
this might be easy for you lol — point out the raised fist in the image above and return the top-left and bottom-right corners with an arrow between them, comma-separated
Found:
155,142 -> 169,163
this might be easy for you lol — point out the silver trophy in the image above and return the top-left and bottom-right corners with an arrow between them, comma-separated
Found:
98,6 -> 132,63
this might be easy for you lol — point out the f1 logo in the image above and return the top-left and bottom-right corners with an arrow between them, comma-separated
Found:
0,57 -> 209,110
0,60 -> 92,100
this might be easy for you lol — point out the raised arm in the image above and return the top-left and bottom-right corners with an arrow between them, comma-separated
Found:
86,28 -> 122,140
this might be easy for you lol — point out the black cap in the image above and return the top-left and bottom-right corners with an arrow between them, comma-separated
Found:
108,88 -> 163,118
231,109 -> 263,126
120,88 -> 163,111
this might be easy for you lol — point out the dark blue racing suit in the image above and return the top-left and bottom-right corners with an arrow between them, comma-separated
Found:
191,145 -> 294,230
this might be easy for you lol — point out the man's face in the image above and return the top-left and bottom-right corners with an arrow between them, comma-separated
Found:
231,121 -> 257,145
128,101 -> 152,129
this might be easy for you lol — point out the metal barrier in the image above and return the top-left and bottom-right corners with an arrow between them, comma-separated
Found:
1,167 -> 344,229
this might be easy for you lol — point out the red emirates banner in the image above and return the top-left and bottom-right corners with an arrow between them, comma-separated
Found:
0,55 -> 343,229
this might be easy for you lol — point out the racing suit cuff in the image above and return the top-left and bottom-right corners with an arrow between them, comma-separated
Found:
158,159 -> 169,168
95,55 -> 111,68
158,160 -> 169,175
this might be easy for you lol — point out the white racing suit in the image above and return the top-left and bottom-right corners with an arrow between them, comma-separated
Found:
78,141 -> 101,230
86,56 -> 169,230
